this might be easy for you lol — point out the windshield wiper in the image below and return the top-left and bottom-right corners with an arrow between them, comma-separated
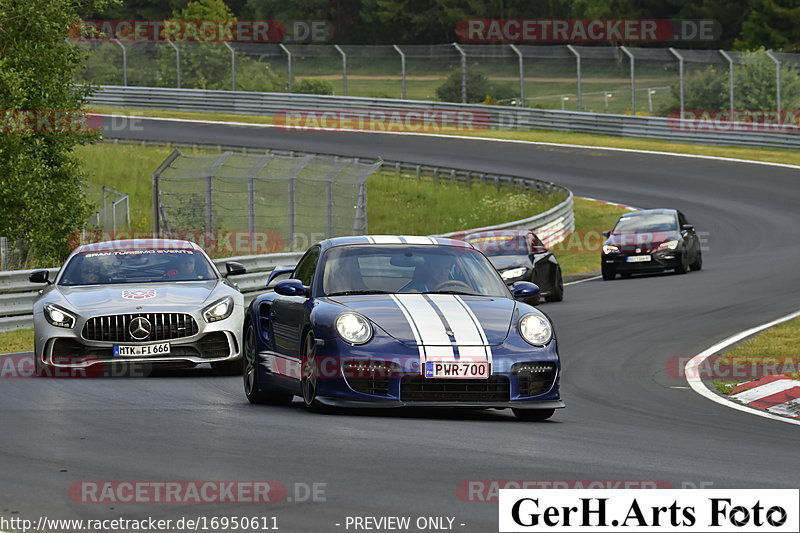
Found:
326,290 -> 395,296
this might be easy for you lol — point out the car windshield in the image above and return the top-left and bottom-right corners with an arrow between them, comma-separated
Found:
58,249 -> 217,286
321,245 -> 510,297
613,213 -> 678,233
466,234 -> 529,256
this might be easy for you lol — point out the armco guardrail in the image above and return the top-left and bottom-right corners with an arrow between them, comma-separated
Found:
91,85 -> 800,149
0,153 -> 573,333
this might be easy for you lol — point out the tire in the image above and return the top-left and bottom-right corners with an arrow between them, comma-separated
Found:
601,265 -> 616,281
513,408 -> 555,421
690,250 -> 703,271
243,322 -> 294,405
211,358 -> 242,376
674,251 -> 689,274
301,330 -> 327,413
544,268 -> 564,302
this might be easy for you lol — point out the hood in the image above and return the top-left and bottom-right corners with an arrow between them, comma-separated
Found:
327,294 -> 515,346
606,230 -> 679,253
486,254 -> 532,271
56,281 -> 219,311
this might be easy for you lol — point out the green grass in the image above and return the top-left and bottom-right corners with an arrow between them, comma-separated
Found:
88,106 -> 800,167
0,328 -> 33,353
714,317 -> 800,394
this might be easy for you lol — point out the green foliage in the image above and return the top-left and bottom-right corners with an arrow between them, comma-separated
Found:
663,65 -> 728,114
435,69 -> 517,103
0,0 -> 104,264
293,78 -> 335,95
735,0 -> 800,52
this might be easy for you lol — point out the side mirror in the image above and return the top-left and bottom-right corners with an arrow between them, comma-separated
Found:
274,279 -> 309,297
266,265 -> 296,288
224,261 -> 247,277
681,224 -> 694,231
602,230 -> 611,238
29,270 -> 51,284
511,281 -> 539,300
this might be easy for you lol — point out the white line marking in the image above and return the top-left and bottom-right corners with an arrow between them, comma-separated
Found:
685,309 -> 800,426
564,275 -> 601,286
669,386 -> 691,389
733,380 -> 800,403
100,114 -> 800,171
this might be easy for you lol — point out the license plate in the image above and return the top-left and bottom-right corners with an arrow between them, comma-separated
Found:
425,361 -> 490,379
114,342 -> 171,357
626,255 -> 652,263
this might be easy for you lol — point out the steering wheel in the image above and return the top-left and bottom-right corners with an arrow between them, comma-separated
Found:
431,279 -> 473,292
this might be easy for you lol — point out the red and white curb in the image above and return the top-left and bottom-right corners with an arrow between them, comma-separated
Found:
685,309 -> 800,426
576,196 -> 639,211
730,375 -> 800,418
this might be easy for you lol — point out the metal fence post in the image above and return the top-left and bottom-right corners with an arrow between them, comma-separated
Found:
668,48 -> 684,118
279,44 -> 292,92
393,44 -> 407,99
453,43 -> 467,104
334,44 -> 348,96
0,237 -> 7,271
719,50 -> 735,120
223,42 -> 236,91
113,39 -> 127,86
510,44 -> 524,106
766,51 -> 782,124
620,46 -> 635,114
167,40 -> 180,88
566,45 -> 582,112
151,149 -> 182,236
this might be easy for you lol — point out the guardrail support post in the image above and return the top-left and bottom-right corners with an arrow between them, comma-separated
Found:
279,44 -> 292,92
668,48 -> 684,118
620,46 -> 635,114
393,44 -> 407,99
766,51 -> 782,124
453,43 -> 467,104
719,50 -> 735,121
566,45 -> 582,112
334,45 -> 348,96
167,40 -> 180,88
510,44 -> 524,107
223,42 -> 236,91
113,39 -> 127,86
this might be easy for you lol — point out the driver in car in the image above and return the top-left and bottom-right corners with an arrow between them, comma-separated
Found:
401,255 -> 453,293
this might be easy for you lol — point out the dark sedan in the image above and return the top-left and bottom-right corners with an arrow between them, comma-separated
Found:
464,230 -> 563,304
601,209 -> 702,280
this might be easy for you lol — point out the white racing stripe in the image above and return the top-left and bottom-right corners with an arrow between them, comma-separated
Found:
402,236 -> 437,245
393,294 -> 454,360
427,294 -> 492,363
390,294 -> 426,361
368,236 -> 404,244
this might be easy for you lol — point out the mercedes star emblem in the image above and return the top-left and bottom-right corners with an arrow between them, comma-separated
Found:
129,317 -> 152,341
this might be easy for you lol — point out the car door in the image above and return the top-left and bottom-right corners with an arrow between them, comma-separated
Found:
677,211 -> 699,261
271,246 -> 320,358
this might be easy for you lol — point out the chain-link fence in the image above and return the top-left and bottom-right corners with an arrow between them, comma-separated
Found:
78,43 -> 800,118
152,150 -> 381,252
86,185 -> 130,232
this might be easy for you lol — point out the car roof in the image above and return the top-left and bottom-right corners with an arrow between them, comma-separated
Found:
620,208 -> 677,218
464,230 -> 532,240
318,235 -> 473,250
73,239 -> 203,253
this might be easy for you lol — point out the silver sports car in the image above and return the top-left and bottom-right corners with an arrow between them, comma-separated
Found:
29,239 -> 246,377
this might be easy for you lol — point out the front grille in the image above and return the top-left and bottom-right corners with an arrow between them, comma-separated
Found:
513,362 -> 557,396
82,313 -> 198,343
198,332 -> 231,358
400,376 -> 510,402
343,360 -> 401,396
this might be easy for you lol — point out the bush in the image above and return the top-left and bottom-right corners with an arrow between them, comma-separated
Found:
293,78 -> 335,95
436,69 -> 519,104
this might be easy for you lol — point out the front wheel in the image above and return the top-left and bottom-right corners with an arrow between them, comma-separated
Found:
243,323 -> 293,405
601,265 -> 616,281
301,331 -> 327,413
544,268 -> 564,302
674,251 -> 689,274
513,408 -> 555,421
690,250 -> 703,271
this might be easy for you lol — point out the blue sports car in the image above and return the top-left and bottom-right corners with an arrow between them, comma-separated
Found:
242,236 -> 564,420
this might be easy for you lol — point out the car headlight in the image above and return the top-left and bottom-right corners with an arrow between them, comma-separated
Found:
501,267 -> 527,280
657,239 -> 679,251
602,244 -> 619,254
203,297 -> 234,323
44,304 -> 76,328
519,313 -> 552,346
335,312 -> 373,345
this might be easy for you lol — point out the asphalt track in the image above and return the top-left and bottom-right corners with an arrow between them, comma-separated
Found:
1,118 -> 799,532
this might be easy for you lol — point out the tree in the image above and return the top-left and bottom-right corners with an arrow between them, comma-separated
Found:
735,0 -> 800,52
0,0 -> 105,265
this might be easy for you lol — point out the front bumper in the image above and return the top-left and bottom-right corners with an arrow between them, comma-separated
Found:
315,398 -> 565,409
602,251 -> 682,272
